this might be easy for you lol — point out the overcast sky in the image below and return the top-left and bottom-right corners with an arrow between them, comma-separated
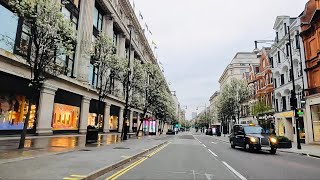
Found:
134,0 -> 307,119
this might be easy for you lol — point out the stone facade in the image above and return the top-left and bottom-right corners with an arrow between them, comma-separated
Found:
0,0 -> 161,135
271,16 -> 308,143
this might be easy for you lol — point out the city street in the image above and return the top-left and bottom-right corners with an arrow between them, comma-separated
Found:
99,131 -> 320,180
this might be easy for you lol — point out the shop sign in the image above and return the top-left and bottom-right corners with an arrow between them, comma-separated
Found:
279,111 -> 294,117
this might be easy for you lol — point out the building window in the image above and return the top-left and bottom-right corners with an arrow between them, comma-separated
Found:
288,69 -> 291,82
0,4 -> 19,53
276,32 -> 279,43
93,4 -> 103,36
275,99 -> 279,112
282,96 -> 287,111
113,33 -> 118,47
277,51 -> 281,63
274,79 -> 277,88
15,21 -> 32,57
298,62 -> 303,77
61,1 -> 79,77
280,74 -> 285,85
284,23 -> 287,34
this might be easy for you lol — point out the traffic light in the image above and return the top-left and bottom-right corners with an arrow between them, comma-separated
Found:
290,97 -> 297,110
295,108 -> 304,118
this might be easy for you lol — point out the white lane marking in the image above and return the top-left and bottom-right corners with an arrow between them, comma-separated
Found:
208,149 -> 218,157
222,161 -> 247,180
211,142 -> 217,144
202,144 -> 207,148
192,170 -> 196,180
205,173 -> 212,180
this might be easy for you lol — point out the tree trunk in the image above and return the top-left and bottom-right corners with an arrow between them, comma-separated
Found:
18,99 -> 33,149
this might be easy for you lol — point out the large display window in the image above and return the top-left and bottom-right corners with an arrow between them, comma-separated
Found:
52,103 -> 79,130
88,113 -> 103,128
109,115 -> 118,130
311,104 -> 320,142
0,95 -> 36,130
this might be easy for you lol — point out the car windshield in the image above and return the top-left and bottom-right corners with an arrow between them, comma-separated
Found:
244,126 -> 265,134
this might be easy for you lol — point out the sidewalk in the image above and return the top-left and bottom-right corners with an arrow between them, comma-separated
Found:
209,134 -> 320,158
0,135 -> 172,180
0,133 -> 121,162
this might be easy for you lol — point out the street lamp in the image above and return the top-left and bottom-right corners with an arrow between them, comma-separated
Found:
254,26 -> 301,149
121,24 -> 134,141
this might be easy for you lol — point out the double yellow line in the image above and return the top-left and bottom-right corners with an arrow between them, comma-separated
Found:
106,143 -> 170,180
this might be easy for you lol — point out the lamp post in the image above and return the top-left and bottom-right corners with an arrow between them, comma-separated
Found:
254,26 -> 301,149
121,24 -> 134,141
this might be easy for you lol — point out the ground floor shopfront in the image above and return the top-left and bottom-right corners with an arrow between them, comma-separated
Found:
274,111 -> 306,143
305,95 -> 320,144
0,72 -> 145,136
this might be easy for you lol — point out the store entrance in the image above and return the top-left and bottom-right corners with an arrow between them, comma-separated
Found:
109,105 -> 120,132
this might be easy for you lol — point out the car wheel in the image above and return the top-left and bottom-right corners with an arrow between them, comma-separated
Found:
230,140 -> 235,148
270,148 -> 277,154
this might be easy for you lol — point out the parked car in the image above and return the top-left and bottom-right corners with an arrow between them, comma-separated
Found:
229,124 -> 278,154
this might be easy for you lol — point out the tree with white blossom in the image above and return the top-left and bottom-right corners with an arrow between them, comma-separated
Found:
216,78 -> 250,133
2,0 -> 76,149
90,33 -> 127,127
135,63 -> 174,136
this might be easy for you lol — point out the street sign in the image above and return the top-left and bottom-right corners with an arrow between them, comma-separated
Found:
175,124 -> 179,128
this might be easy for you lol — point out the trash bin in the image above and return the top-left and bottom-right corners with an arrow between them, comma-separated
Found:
86,125 -> 99,144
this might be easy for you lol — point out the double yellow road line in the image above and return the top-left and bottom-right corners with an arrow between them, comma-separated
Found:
106,142 -> 170,180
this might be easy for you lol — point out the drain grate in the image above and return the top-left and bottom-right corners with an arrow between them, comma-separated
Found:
78,149 -> 92,152
113,147 -> 130,149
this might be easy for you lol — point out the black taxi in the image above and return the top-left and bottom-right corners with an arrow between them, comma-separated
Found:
229,124 -> 277,154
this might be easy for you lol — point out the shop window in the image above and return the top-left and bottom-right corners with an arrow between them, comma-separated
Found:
52,103 -> 80,130
109,115 -> 118,130
88,113 -> 103,128
0,95 -> 36,130
0,4 -> 19,53
311,105 -> 320,142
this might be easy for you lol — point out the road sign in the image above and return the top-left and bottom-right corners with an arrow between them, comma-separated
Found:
175,124 -> 179,128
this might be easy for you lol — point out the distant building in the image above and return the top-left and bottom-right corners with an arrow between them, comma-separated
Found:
219,52 -> 260,89
192,112 -> 197,119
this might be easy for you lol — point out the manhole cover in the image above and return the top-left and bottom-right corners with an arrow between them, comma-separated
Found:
179,135 -> 195,139
113,147 -> 130,149
78,149 -> 92,152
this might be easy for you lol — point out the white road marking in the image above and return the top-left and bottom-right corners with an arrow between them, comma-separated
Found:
192,170 -> 196,180
205,173 -> 213,180
222,161 -> 247,180
202,144 -> 207,148
208,149 -> 218,157
211,142 -> 217,144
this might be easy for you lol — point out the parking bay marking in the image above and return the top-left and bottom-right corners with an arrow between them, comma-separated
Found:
211,142 -> 217,144
222,161 -> 247,180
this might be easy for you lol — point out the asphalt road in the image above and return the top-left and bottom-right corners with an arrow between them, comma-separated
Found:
98,131 -> 320,180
